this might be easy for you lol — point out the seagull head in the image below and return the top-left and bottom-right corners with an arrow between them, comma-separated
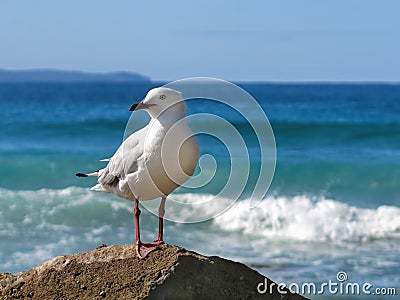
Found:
129,87 -> 185,118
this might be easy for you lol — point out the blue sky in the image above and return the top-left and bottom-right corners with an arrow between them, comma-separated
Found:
1,0 -> 399,81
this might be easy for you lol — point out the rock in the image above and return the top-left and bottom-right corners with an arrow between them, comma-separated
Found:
0,244 -> 308,299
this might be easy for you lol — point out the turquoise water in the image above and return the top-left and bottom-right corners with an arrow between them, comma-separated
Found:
0,82 -> 399,298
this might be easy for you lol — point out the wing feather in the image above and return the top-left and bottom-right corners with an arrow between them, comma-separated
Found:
98,126 -> 148,186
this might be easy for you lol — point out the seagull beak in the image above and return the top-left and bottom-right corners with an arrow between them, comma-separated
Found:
129,102 -> 142,111
129,102 -> 156,111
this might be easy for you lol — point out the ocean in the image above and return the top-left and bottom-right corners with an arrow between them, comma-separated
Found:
0,81 -> 399,298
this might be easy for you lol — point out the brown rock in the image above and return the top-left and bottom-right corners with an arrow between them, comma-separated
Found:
0,244 -> 308,299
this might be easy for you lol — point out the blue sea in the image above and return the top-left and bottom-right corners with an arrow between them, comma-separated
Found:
0,81 -> 399,298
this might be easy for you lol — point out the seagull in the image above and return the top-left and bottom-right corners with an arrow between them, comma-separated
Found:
76,87 -> 199,258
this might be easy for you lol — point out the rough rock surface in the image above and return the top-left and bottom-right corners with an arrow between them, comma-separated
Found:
0,244 -> 308,299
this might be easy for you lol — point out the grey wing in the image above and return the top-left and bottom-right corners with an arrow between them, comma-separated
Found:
98,126 -> 148,186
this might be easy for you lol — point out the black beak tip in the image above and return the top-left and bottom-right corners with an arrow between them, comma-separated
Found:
129,103 -> 138,111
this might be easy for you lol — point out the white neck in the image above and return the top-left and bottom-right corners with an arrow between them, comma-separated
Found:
152,109 -> 186,128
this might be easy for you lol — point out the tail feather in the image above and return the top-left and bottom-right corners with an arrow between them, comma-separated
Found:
76,173 -> 88,177
75,170 -> 99,177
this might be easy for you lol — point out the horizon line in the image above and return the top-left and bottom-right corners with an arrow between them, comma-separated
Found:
1,68 -> 399,84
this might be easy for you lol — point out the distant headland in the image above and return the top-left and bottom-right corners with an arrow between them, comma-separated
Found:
0,69 -> 151,82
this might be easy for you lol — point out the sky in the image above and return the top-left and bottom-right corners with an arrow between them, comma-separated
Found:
0,0 -> 399,81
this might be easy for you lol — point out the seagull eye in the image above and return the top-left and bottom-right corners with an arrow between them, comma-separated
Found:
159,94 -> 166,100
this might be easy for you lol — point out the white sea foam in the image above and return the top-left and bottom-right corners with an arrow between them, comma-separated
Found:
213,195 -> 400,242
1,187 -> 399,244
0,186 -> 134,271
1,236 -> 78,270
1,187 -> 400,274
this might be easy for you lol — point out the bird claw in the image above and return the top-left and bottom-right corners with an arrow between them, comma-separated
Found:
135,242 -> 160,259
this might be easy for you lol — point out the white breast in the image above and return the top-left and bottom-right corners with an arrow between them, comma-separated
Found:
127,117 -> 199,200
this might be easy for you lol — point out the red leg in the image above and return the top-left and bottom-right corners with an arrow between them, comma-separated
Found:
134,198 -> 159,259
154,196 -> 166,245
134,199 -> 141,243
